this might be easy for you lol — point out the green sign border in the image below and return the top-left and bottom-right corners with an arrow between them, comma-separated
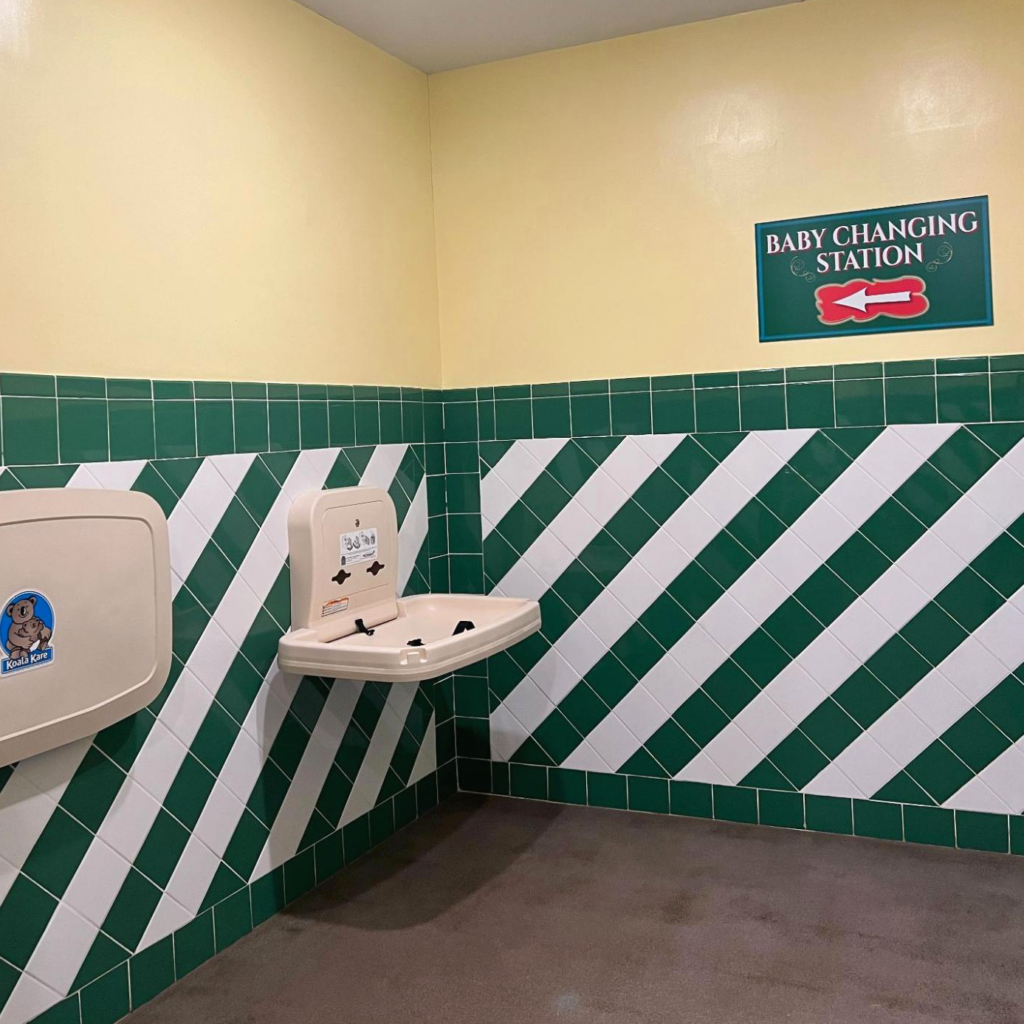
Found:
756,196 -> 993,343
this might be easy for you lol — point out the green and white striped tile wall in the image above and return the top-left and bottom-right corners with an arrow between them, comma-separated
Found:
437,356 -> 1024,858
0,374 -> 457,1024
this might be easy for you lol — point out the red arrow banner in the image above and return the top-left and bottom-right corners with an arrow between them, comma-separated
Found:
815,276 -> 929,325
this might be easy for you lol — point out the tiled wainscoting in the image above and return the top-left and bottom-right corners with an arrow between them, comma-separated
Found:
0,374 -> 457,1024
435,357 -> 1024,857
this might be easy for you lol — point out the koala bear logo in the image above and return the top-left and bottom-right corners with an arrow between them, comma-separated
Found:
5,596 -> 53,659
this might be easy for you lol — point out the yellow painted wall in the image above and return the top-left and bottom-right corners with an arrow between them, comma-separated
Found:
0,0 -> 440,386
429,0 -> 1024,386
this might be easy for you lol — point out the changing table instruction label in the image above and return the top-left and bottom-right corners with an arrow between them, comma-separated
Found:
1,591 -> 55,675
340,527 -> 378,567
756,196 -> 993,342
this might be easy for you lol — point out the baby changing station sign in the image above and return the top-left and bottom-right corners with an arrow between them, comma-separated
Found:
755,196 -> 993,343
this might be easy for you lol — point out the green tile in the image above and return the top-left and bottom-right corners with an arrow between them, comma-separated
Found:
695,372 -> 738,389
627,775 -> 669,813
937,374 -> 990,423
652,390 -> 695,433
129,935 -> 175,1008
652,374 -> 693,391
991,355 -> 1024,372
786,382 -> 834,428
494,384 -> 530,400
835,378 -> 885,427
458,756 -> 490,793
173,909 -> 215,978
495,399 -> 532,439
154,400 -> 197,458
587,771 -> 627,809
532,382 -> 569,397
354,401 -> 380,445
58,375 -> 107,398
29,997 -> 80,1024
805,794 -> 853,835
548,767 -> 587,805
195,381 -> 231,399
284,847 -> 317,901
299,383 -> 328,400
195,400 -> 234,456
885,375 -> 937,424
570,394 -> 610,436
378,401 -> 402,443
885,359 -> 934,378
214,886 -> 253,951
300,401 -> 329,448
713,785 -> 757,824
234,401 -> 269,453
1,373 -> 56,396
937,356 -> 988,375
956,810 -> 1008,853
785,364 -> 832,383
758,789 -> 804,829
329,402 -> 355,446
2,397 -> 58,465
611,391 -> 652,435
738,368 -> 784,386
269,401 -> 300,451
510,763 -> 547,799
739,384 -> 786,430
903,805 -> 955,847
0,875 -> 57,968
991,371 -> 1024,422
58,398 -> 109,462
80,964 -> 129,1024
153,380 -> 193,400
1011,816 -> 1024,856
669,780 -> 713,818
107,400 -> 155,460
107,378 -> 151,400
853,799 -> 903,841
444,402 -> 478,442
834,362 -> 883,380
569,379 -> 609,396
694,387 -> 739,432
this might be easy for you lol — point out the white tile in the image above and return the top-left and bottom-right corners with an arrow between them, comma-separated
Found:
821,463 -> 890,527
25,901 -> 104,995
580,588 -> 633,646
852,428 -> 926,491
521,437 -> 569,469
728,562 -> 790,623
490,704 -> 531,762
612,685 -> 669,744
181,459 -> 236,534
889,423 -> 959,459
757,532 -> 821,594
239,530 -> 286,601
193,782 -> 246,858
633,433 -> 687,463
527,650 -> 580,707
675,750 -> 730,785
548,499 -> 603,554
574,468 -> 628,524
732,696 -> 798,760
794,631 -> 860,693
87,459 -> 148,491
974,600 -> 1024,672
663,501 -> 722,559
897,532 -> 966,595
62,838 -> 131,928
698,594 -> 757,655
503,674 -> 557,735
522,530 -> 576,586
139,894 -> 192,952
356,444 -> 406,492
957,743 -> 1024,813
165,836 -> 223,914
585,713 -> 642,772
156,668 -> 214,750
943,775 -> 1012,814
939,636 -> 1010,704
491,442 -> 548,497
902,671 -> 972,735
932,497 -> 1002,564
130,722 -> 188,804
693,470 -> 751,528
641,655 -> 699,713
555,618 -> 607,678
0,774 -> 58,870
497,558 -> 549,602
213,576 -> 264,647
755,428 -> 816,463
634,528 -> 692,588
693,723 -> 763,784
301,446 -> 341,481
167,503 -> 209,591
99,777 -> 162,862
791,498 -> 855,561
480,470 -> 520,537
862,567 -> 930,631
65,465 -> 102,489
188,621 -> 238,695
561,740 -> 608,773
0,970 -> 61,1024
806,735 -> 899,798
964,462 -> 1024,529
612,561 -> 664,618
669,625 -> 727,684
827,599 -> 893,662
600,437 -> 658,493
760,662 -> 827,722
210,452 -> 257,492
866,700 -> 937,767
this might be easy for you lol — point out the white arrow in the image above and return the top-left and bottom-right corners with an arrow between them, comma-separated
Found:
833,287 -> 913,313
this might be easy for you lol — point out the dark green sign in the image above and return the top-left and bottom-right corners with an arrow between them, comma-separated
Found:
756,196 -> 992,343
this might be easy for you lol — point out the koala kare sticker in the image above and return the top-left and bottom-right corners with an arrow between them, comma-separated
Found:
1,592 -> 55,676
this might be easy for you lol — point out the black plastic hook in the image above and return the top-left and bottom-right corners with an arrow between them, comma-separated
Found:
332,568 -> 352,586
367,561 -> 385,577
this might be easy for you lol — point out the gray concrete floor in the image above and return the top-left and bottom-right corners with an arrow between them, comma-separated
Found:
127,795 -> 1024,1024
